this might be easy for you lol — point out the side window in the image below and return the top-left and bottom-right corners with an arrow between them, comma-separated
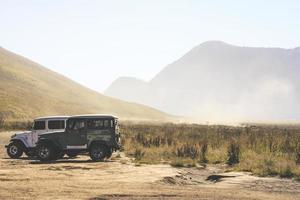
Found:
103,120 -> 109,128
74,121 -> 85,130
87,119 -> 103,129
48,120 -> 65,130
95,120 -> 104,128
33,121 -> 46,130
67,120 -> 74,130
115,119 -> 119,132
87,119 -> 113,129
110,119 -> 114,128
68,120 -> 85,131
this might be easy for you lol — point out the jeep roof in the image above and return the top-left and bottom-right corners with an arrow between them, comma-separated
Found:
34,116 -> 70,121
68,114 -> 118,119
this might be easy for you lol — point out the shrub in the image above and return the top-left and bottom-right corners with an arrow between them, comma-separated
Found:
199,142 -> 208,163
296,147 -> 300,165
133,148 -> 145,161
259,158 -> 278,177
280,166 -> 294,178
175,143 -> 199,159
170,160 -> 184,168
227,141 -> 240,165
170,159 -> 196,168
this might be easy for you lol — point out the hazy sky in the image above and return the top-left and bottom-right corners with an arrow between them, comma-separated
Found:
1,0 -> 300,92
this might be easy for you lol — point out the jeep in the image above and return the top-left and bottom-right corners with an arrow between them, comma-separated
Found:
5,116 -> 69,159
36,114 -> 121,162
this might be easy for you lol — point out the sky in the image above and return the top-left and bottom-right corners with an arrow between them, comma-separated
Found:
1,0 -> 300,92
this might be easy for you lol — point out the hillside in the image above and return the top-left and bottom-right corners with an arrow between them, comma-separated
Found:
105,41 -> 300,121
0,47 -> 172,122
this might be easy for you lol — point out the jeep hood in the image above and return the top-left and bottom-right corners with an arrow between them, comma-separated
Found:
11,131 -> 32,139
39,131 -> 65,138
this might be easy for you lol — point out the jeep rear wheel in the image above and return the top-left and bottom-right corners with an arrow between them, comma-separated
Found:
89,145 -> 107,162
37,144 -> 54,162
52,151 -> 64,160
7,142 -> 23,159
105,149 -> 113,159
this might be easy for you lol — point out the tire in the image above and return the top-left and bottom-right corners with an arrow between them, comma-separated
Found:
105,149 -> 113,159
89,145 -> 107,162
37,144 -> 55,162
7,142 -> 23,159
66,152 -> 78,158
53,151 -> 64,160
58,152 -> 65,159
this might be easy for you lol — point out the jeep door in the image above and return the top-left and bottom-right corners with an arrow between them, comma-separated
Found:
66,119 -> 87,149
31,120 -> 46,147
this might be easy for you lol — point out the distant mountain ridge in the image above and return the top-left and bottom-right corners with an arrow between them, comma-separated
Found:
0,47 -> 172,122
105,41 -> 300,121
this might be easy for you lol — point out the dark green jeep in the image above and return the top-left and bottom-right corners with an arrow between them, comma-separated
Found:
36,115 -> 121,162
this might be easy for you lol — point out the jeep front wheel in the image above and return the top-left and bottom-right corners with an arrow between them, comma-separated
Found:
7,142 -> 23,159
37,144 -> 54,162
89,145 -> 107,162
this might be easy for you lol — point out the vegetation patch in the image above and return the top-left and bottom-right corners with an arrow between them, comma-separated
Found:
120,122 -> 300,179
3,121 -> 300,179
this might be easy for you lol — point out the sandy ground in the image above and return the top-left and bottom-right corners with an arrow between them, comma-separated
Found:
1,131 -> 300,200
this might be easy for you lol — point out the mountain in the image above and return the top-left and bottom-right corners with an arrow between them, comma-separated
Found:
105,41 -> 300,121
0,47 -> 173,122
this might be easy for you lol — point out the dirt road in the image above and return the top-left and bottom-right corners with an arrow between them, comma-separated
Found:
1,131 -> 300,200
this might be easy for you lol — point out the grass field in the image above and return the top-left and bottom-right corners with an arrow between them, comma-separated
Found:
120,122 -> 300,179
2,120 -> 300,180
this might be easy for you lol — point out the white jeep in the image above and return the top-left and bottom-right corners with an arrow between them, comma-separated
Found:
5,116 -> 69,158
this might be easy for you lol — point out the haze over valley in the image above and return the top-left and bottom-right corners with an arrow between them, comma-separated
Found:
1,40 -> 300,123
106,41 -> 300,122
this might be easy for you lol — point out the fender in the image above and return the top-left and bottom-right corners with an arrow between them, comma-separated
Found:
6,139 -> 27,151
37,139 -> 61,150
8,133 -> 32,148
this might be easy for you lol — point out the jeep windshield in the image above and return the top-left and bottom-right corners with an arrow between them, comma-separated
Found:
33,120 -> 46,130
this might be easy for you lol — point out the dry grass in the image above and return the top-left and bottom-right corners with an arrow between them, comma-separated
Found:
3,121 -> 300,179
120,122 -> 300,179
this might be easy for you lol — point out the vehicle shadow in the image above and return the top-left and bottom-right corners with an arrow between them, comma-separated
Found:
29,158 -> 116,165
2,157 -> 37,161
